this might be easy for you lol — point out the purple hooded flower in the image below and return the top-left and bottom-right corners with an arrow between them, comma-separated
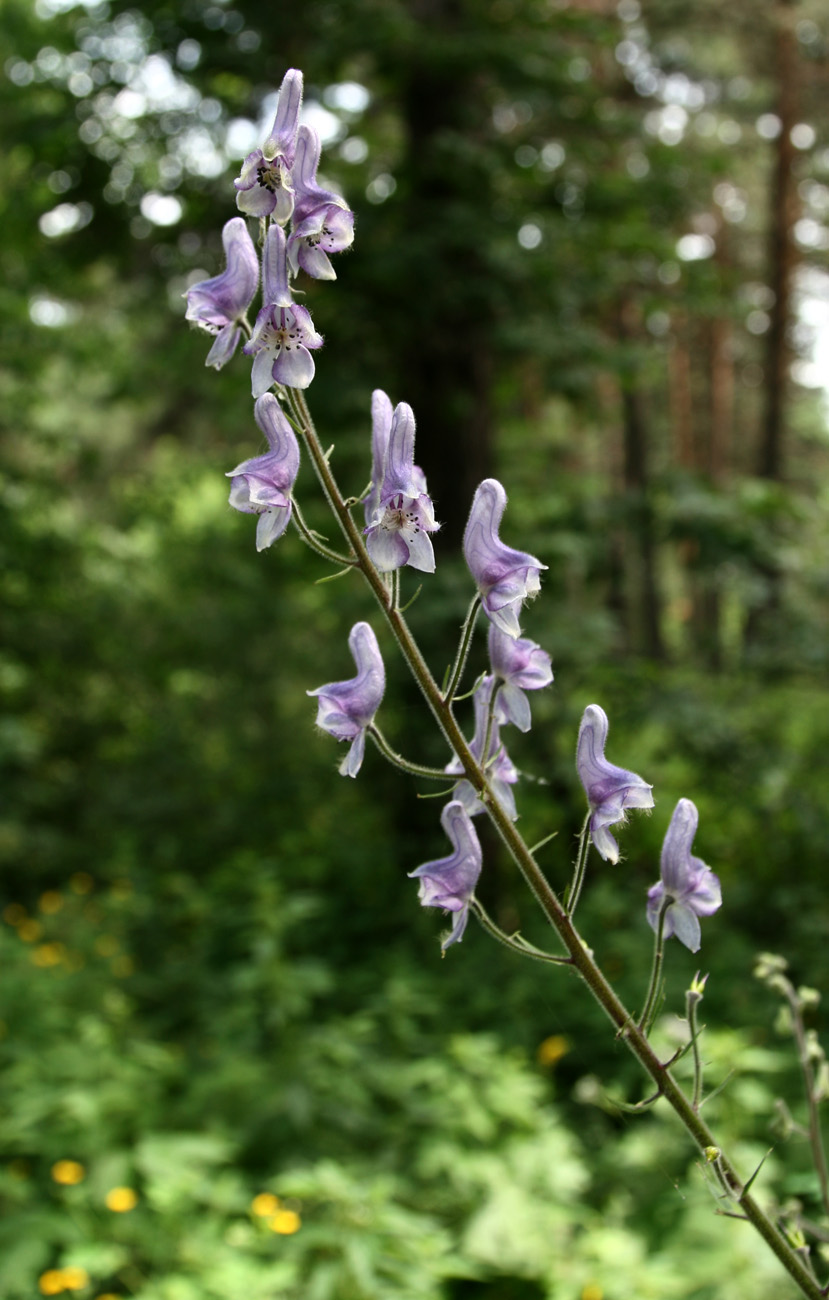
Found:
307,623 -> 385,777
291,125 -> 351,226
363,391 -> 428,526
226,393 -> 300,551
647,799 -> 721,953
234,69 -> 303,222
446,677 -> 519,820
287,203 -> 355,281
577,703 -> 653,863
364,398 -> 439,574
487,624 -> 553,733
184,217 -> 259,368
408,800 -> 482,949
244,225 -> 323,395
463,479 -> 546,638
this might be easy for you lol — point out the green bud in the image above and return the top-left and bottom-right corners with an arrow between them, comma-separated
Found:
754,952 -> 788,983
689,971 -> 709,997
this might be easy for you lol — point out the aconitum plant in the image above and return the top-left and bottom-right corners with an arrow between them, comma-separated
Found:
183,68 -> 828,1300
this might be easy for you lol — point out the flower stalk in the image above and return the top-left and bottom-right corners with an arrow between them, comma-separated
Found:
287,384 -> 825,1300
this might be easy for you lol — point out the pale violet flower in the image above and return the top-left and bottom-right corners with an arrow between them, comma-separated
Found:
446,677 -> 519,820
364,390 -> 428,527
463,479 -> 546,637
364,398 -> 438,574
226,393 -> 299,551
184,217 -> 259,368
234,69 -> 303,222
287,202 -> 355,280
577,703 -> 653,863
291,124 -> 351,226
647,799 -> 721,952
244,224 -> 323,395
307,623 -> 385,777
487,623 -> 553,732
409,800 -> 482,949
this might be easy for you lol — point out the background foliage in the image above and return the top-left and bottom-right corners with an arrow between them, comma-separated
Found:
3,0 -> 829,1296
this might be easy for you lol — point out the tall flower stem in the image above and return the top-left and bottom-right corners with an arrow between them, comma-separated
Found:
289,387 -> 824,1300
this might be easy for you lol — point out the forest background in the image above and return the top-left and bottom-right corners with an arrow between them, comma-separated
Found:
3,0 -> 829,1297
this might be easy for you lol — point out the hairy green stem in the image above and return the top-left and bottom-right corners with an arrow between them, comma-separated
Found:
687,983 -> 705,1113
471,900 -> 572,966
566,813 -> 592,916
291,496 -> 355,566
290,387 -> 824,1300
443,595 -> 482,703
785,980 -> 829,1219
638,899 -> 668,1034
367,725 -> 450,780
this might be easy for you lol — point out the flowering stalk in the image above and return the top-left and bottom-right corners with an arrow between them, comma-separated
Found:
285,385 -> 824,1300
186,71 -> 825,1296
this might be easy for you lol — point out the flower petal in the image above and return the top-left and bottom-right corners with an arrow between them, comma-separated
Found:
256,506 -> 291,551
272,344 -> 315,389
667,903 -> 702,953
404,527 -> 436,574
365,526 -> 410,572
263,68 -> 303,163
250,349 -> 276,399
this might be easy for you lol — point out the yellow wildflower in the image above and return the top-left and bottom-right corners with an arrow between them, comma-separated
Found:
269,1208 -> 301,1234
51,1160 -> 85,1186
537,1034 -> 570,1067
61,1268 -> 89,1291
38,1272 -> 66,1296
251,1192 -> 280,1217
105,1186 -> 138,1212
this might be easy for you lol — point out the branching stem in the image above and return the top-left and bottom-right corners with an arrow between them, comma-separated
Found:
289,386 -> 825,1300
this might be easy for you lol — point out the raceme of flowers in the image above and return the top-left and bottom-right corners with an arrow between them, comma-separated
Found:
185,66 -> 353,398
186,66 -> 722,960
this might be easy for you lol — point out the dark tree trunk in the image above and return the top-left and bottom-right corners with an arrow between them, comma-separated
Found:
392,0 -> 496,546
760,0 -> 799,483
617,301 -> 665,660
746,0 -> 799,647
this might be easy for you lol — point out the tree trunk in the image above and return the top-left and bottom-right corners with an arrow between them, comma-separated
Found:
760,0 -> 799,482
617,300 -> 665,660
